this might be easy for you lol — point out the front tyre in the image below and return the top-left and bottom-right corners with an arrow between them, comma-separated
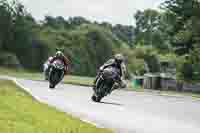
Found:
91,94 -> 102,102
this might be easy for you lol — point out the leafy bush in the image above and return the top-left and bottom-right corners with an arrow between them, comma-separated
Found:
159,53 -> 178,74
40,24 -> 119,76
190,46 -> 200,81
176,55 -> 192,82
176,51 -> 200,83
132,45 -> 161,73
0,52 -> 21,68
128,58 -> 147,76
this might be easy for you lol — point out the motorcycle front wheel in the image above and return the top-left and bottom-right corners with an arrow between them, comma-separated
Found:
91,94 -> 102,102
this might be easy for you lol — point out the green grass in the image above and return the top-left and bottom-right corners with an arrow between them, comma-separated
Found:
0,67 -> 43,80
0,80 -> 112,133
0,67 -> 94,86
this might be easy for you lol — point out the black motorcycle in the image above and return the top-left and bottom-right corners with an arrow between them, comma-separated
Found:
91,66 -> 121,102
49,59 -> 65,89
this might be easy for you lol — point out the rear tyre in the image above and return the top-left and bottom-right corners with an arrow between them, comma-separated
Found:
92,79 -> 105,103
49,84 -> 55,89
96,96 -> 102,102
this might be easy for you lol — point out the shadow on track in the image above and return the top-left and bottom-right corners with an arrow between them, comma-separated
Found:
100,101 -> 123,106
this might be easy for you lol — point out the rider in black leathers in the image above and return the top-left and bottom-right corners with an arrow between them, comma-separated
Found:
93,54 -> 127,92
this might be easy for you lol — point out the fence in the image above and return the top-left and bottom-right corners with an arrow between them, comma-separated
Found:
133,73 -> 200,93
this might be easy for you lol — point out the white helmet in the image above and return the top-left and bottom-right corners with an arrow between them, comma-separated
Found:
114,54 -> 124,63
56,51 -> 63,57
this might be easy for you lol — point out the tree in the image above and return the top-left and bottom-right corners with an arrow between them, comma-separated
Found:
112,24 -> 135,47
162,0 -> 200,55
68,16 -> 90,26
0,0 -> 50,70
134,9 -> 161,47
0,0 -> 137,76
0,0 -> 14,50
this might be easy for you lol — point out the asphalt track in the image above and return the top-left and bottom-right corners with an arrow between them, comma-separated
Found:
2,77 -> 200,133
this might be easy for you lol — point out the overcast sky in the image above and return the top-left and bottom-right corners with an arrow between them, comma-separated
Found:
19,0 -> 165,25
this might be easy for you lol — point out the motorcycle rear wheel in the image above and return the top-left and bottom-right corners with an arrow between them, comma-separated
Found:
49,83 -> 55,89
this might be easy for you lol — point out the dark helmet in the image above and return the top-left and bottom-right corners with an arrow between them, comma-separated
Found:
114,54 -> 124,64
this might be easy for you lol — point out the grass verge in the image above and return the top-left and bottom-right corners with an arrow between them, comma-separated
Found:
0,80 -> 112,133
0,67 -> 94,86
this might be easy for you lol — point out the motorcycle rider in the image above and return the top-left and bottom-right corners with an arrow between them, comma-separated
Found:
44,51 -> 70,80
43,56 -> 53,80
49,51 -> 70,75
93,54 -> 127,92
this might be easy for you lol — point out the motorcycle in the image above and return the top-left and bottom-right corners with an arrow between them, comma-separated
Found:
43,62 -> 49,80
91,66 -> 121,102
48,59 -> 65,89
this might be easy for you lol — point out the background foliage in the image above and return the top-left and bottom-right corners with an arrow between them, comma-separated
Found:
0,0 -> 200,82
